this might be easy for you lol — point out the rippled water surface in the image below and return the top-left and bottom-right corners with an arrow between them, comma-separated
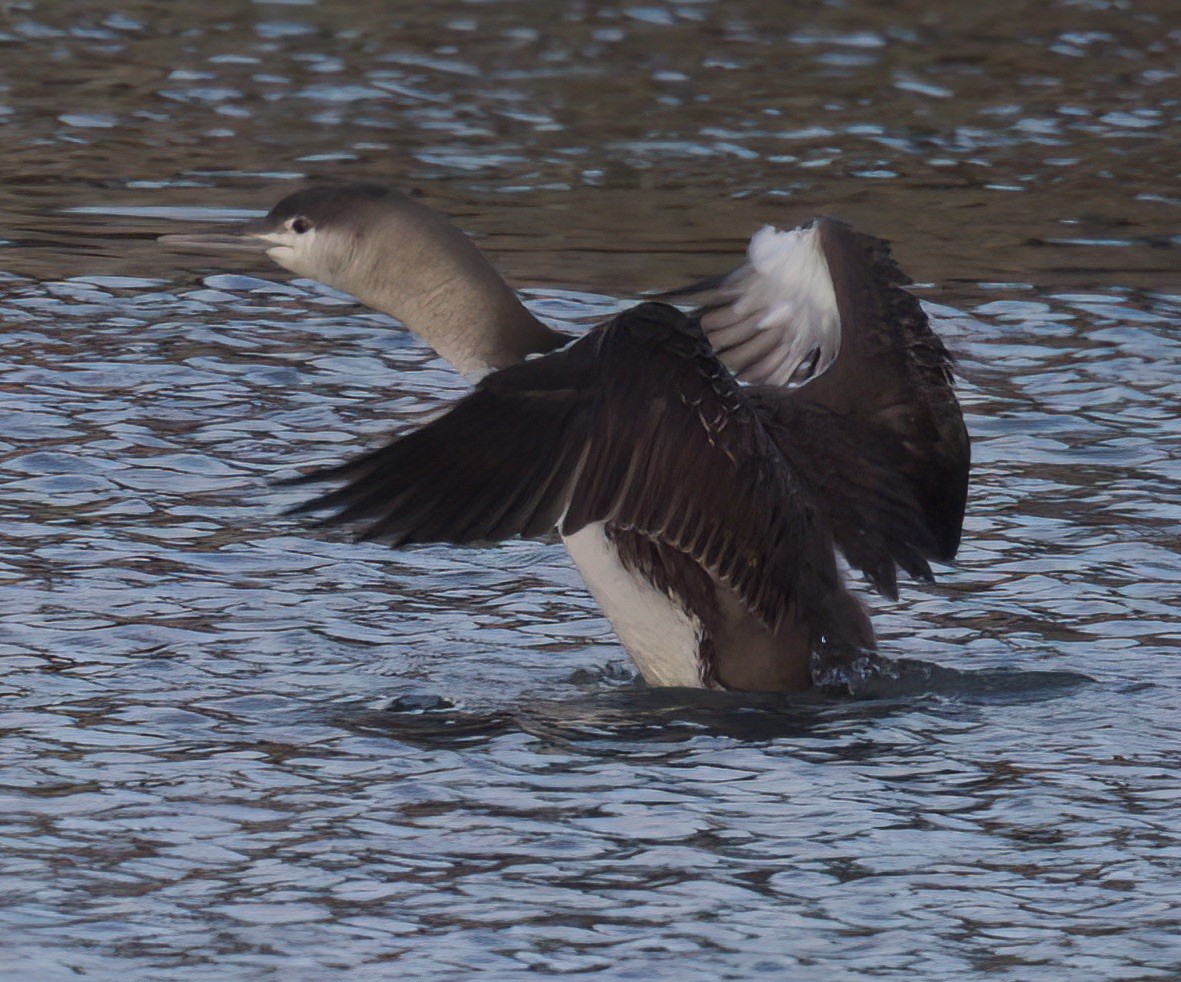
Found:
2,1 -> 1180,978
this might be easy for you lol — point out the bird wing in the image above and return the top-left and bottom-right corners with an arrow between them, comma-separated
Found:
286,302 -> 840,633
662,217 -> 970,596
659,221 -> 843,388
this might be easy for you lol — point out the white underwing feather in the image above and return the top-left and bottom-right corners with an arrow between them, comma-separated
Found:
698,224 -> 842,387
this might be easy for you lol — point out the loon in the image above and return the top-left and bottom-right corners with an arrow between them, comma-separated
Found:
161,184 -> 969,692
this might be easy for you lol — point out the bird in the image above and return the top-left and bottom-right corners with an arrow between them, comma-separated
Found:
160,183 -> 970,692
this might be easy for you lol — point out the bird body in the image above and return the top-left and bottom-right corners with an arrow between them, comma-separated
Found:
161,185 -> 969,692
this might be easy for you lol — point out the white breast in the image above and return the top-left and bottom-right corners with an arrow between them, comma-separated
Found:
562,523 -> 705,688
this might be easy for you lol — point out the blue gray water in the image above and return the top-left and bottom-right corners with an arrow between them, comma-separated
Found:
2,1 -> 1179,978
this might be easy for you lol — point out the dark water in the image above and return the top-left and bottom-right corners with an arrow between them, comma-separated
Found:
2,1 -> 1180,977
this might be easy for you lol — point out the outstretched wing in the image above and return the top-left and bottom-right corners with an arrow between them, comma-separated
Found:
663,217 -> 970,596
659,221 -> 842,388
287,302 -> 839,632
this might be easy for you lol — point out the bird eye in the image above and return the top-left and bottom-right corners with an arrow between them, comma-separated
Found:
291,217 -> 312,234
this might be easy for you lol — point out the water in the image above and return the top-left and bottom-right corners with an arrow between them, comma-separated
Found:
2,1 -> 1180,977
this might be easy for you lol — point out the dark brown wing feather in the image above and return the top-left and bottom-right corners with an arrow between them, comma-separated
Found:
746,394 -> 937,601
662,217 -> 969,597
796,219 -> 969,563
288,302 -> 839,633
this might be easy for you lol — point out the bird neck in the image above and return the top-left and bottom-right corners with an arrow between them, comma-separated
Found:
345,206 -> 564,379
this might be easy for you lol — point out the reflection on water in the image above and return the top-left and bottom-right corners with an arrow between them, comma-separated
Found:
2,0 -> 1180,978
357,659 -> 1097,753
4,0 -> 1179,294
